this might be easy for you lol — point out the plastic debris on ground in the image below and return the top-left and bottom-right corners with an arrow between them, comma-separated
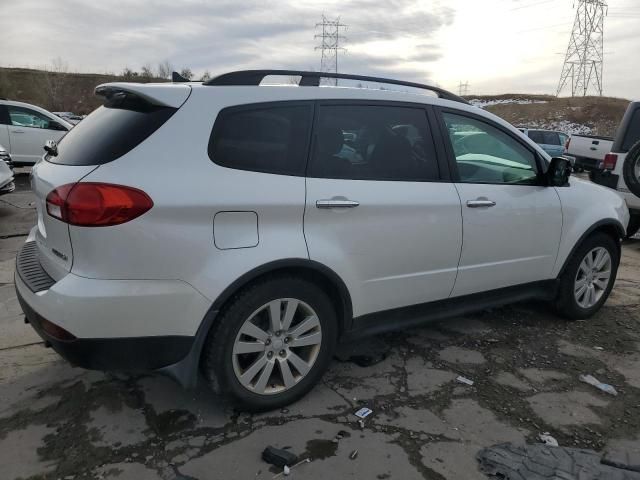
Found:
579,374 -> 618,396
456,376 -> 474,386
262,446 -> 298,468
355,407 -> 373,419
283,465 -> 290,476
538,433 -> 559,447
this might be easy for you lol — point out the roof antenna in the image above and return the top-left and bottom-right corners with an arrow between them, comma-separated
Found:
172,71 -> 190,83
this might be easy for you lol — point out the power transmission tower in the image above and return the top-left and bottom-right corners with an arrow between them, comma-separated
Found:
556,0 -> 607,97
315,15 -> 347,86
458,81 -> 470,96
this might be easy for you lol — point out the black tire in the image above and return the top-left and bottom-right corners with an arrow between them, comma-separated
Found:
555,232 -> 619,320
626,214 -> 640,239
202,275 -> 338,412
622,140 -> 640,198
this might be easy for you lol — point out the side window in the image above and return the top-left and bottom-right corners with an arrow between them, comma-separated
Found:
542,131 -> 561,146
309,105 -> 439,181
527,131 -> 545,144
443,112 -> 539,185
209,104 -> 312,176
8,106 -> 55,130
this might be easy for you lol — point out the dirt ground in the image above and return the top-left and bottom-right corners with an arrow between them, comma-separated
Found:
1,172 -> 639,480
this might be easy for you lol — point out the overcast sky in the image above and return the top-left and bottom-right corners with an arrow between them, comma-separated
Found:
2,0 -> 639,98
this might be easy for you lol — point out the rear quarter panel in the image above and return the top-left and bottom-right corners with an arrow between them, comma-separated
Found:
69,87 -> 309,305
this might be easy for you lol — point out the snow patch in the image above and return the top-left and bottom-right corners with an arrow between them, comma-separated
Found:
526,120 -> 593,135
470,98 -> 549,108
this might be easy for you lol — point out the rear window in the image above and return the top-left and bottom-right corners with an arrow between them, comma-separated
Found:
622,108 -> 640,152
528,131 -> 561,145
208,103 -> 313,176
47,93 -> 176,166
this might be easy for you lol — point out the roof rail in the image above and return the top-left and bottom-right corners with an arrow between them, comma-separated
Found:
204,70 -> 469,104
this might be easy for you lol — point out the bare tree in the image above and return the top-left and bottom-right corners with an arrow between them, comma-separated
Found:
157,60 -> 173,79
121,67 -> 139,81
200,70 -> 212,82
43,57 -> 69,111
179,68 -> 193,80
140,64 -> 154,81
0,69 -> 12,98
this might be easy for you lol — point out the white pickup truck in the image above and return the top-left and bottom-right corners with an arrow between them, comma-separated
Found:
566,133 -> 614,172
590,100 -> 640,237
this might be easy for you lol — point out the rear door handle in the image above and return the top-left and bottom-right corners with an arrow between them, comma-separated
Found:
590,147 -> 597,151
11,130 -> 24,134
316,199 -> 360,209
466,199 -> 496,208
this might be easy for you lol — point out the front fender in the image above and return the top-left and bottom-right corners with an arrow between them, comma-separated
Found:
552,177 -> 629,277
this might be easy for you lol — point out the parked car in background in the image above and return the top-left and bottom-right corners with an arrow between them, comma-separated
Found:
519,128 -> 569,158
565,133 -> 614,172
53,112 -> 83,125
0,100 -> 73,166
0,152 -> 15,195
0,143 -> 14,170
16,70 -> 629,411
590,101 -> 640,238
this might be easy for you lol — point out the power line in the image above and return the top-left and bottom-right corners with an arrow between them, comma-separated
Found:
314,15 -> 347,86
557,0 -> 607,97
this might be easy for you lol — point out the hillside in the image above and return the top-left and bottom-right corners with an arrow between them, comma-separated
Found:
0,67 -> 164,114
469,94 -> 630,137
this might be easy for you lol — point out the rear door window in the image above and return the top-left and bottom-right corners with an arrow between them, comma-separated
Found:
527,131 -> 545,144
308,104 -> 439,181
48,93 -> 176,166
209,103 -> 313,176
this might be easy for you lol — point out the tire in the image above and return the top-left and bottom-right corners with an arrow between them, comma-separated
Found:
626,214 -> 640,239
555,232 -> 619,320
622,140 -> 640,198
202,275 -> 338,412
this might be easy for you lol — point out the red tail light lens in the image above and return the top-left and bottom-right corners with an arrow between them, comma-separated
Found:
602,153 -> 618,170
565,137 -> 571,150
46,183 -> 153,226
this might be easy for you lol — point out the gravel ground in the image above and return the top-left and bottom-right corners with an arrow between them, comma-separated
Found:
1,172 -> 639,480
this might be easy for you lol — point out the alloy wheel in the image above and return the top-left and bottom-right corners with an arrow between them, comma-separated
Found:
232,298 -> 322,395
574,246 -> 612,309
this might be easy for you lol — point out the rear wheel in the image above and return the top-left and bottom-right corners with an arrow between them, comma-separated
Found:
622,140 -> 640,198
555,232 -> 619,320
202,276 -> 338,411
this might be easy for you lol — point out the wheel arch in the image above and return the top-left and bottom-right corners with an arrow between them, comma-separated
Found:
557,219 -> 625,278
157,259 -> 353,389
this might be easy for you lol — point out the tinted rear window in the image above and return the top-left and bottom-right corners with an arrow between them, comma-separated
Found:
622,108 -> 640,152
208,103 -> 312,176
47,93 -> 176,166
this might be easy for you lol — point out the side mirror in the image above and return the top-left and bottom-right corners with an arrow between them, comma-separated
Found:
44,140 -> 58,157
547,156 -> 571,186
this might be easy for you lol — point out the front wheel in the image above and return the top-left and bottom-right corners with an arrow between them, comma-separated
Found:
555,232 -> 619,320
202,276 -> 338,411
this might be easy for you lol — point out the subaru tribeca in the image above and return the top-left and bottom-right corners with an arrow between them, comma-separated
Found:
15,70 -> 629,411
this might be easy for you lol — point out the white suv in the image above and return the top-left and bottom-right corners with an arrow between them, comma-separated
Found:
15,70 -> 629,410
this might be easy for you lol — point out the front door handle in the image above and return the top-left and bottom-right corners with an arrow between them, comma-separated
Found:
466,199 -> 496,208
316,199 -> 360,209
11,130 -> 25,134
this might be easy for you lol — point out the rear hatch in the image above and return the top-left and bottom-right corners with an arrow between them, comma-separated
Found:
31,82 -> 190,280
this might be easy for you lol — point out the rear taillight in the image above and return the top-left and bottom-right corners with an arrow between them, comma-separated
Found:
46,183 -> 153,226
602,153 -> 618,170
565,137 -> 571,150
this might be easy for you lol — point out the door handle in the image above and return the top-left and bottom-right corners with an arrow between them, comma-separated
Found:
590,147 -> 597,151
316,199 -> 360,209
11,130 -> 25,134
466,199 -> 496,208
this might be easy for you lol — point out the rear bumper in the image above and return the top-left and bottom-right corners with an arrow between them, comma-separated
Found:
574,156 -> 601,170
16,286 -> 194,370
15,240 -> 212,372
